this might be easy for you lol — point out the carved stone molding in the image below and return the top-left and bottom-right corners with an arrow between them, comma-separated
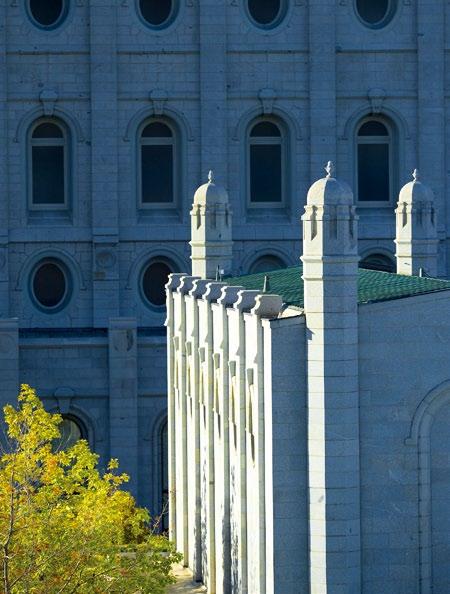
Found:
149,89 -> 168,116
39,89 -> 59,116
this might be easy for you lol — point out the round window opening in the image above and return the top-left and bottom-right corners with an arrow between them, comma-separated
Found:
31,260 -> 70,311
355,0 -> 396,29
27,0 -> 68,29
138,0 -> 177,28
246,0 -> 286,28
141,261 -> 173,308
53,417 -> 84,452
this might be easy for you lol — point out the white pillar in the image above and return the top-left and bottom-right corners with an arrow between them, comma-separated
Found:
395,170 -> 438,277
301,162 -> 361,594
190,172 -> 233,280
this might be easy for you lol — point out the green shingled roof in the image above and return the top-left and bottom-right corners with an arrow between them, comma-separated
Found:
225,265 -> 450,308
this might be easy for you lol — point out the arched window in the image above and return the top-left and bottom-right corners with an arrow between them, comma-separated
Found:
248,120 -> 285,206
139,121 -> 176,207
246,0 -> 287,28
355,0 -> 397,29
140,259 -> 175,308
29,120 -> 68,209
249,254 -> 286,274
27,0 -> 69,29
359,253 -> 395,273
54,415 -> 85,451
138,0 -> 178,29
356,119 -> 393,205
30,258 -> 72,312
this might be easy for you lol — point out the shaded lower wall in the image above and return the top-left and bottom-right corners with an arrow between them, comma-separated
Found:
359,291 -> 450,594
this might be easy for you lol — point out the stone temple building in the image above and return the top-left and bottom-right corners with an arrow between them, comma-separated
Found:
167,165 -> 450,594
0,0 -> 449,522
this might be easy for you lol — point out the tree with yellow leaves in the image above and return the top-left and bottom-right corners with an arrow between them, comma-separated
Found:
0,384 -> 181,594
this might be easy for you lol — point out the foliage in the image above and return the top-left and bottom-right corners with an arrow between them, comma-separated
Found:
0,384 -> 181,594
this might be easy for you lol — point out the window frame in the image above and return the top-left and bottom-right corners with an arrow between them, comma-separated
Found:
355,117 -> 395,208
136,0 -> 179,31
245,0 -> 288,30
29,257 -> 72,313
354,0 -> 397,30
28,119 -> 69,211
246,117 -> 287,210
138,119 -> 178,210
26,0 -> 69,31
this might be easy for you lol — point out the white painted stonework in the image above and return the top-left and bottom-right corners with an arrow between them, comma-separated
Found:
168,166 -> 450,594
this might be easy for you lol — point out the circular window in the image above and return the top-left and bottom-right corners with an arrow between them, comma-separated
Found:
27,0 -> 68,29
141,261 -> 173,308
355,0 -> 396,28
359,253 -> 395,273
54,416 -> 84,451
30,260 -> 71,312
138,0 -> 177,28
246,0 -> 286,28
249,255 -> 285,274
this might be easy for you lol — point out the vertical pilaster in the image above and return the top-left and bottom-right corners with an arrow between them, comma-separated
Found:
0,319 -> 19,410
108,318 -> 138,497
227,290 -> 260,594
166,274 -> 185,543
301,165 -> 361,594
308,1 -> 336,180
199,1 -> 227,180
0,4 -> 9,316
417,0 -> 445,266
90,1 -> 119,325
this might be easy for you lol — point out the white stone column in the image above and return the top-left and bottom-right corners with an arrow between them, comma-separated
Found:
301,163 -> 361,594
395,170 -> 438,277
212,285 -> 243,594
197,281 -> 226,594
166,273 -> 185,544
108,318 -> 138,497
186,278 -> 210,579
190,172 -> 233,279
227,290 -> 260,594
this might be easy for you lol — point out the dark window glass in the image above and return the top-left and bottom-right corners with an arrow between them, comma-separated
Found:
141,146 -> 173,203
359,254 -> 395,273
250,122 -> 281,138
29,0 -> 66,27
32,262 -> 67,308
142,122 -> 172,138
142,261 -> 172,307
358,121 -> 388,136
250,144 -> 282,203
358,143 -> 390,202
32,146 -> 65,205
250,255 -> 285,274
32,123 -> 63,139
139,0 -> 173,26
356,0 -> 390,25
54,417 -> 83,451
248,0 -> 282,25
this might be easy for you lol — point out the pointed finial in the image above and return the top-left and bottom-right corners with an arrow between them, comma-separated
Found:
263,275 -> 270,293
325,161 -> 335,179
208,170 -> 214,183
412,169 -> 420,182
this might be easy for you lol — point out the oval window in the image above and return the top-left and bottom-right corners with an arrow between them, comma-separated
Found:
247,0 -> 285,28
28,0 -> 68,28
355,0 -> 395,28
141,261 -> 173,307
31,260 -> 69,310
138,0 -> 176,28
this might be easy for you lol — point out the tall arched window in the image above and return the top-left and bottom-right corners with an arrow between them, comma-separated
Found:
356,119 -> 393,205
139,121 -> 176,207
249,254 -> 286,274
248,120 -> 285,207
29,120 -> 68,209
359,253 -> 395,273
53,415 -> 86,451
